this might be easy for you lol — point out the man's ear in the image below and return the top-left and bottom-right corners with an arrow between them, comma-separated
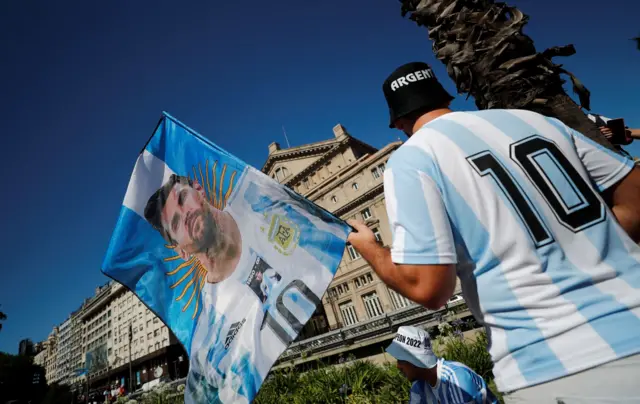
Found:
178,248 -> 190,261
193,180 -> 207,198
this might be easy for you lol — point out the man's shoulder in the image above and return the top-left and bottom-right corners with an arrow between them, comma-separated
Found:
387,138 -> 440,176
441,360 -> 480,384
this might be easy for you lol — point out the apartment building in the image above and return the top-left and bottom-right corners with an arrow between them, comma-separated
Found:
263,124 -> 461,333
76,281 -> 177,391
55,317 -> 72,383
34,348 -> 47,368
35,281 -> 182,392
43,328 -> 58,384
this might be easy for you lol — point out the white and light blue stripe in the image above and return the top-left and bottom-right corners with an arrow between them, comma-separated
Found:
386,109 -> 640,393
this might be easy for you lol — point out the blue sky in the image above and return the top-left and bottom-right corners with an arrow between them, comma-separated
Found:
0,0 -> 638,354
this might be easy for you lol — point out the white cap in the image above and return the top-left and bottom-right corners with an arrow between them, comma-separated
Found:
386,326 -> 438,369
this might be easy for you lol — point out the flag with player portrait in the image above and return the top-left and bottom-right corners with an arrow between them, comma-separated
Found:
102,113 -> 350,403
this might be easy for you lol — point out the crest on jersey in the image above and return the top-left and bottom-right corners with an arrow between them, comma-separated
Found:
266,213 -> 300,256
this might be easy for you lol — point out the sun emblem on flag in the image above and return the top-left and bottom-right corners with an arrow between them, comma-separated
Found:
163,159 -> 237,319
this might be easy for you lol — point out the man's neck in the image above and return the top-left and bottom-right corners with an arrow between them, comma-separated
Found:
411,108 -> 453,135
417,367 -> 438,388
206,212 -> 242,283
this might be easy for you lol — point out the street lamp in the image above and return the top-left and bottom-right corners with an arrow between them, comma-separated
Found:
128,322 -> 133,394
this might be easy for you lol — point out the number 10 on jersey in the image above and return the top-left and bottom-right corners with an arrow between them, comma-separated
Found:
467,135 -> 605,248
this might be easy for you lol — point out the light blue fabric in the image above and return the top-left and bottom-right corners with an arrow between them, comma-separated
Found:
102,113 -> 350,403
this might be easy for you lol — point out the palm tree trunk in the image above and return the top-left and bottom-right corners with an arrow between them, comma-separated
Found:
399,0 -> 619,153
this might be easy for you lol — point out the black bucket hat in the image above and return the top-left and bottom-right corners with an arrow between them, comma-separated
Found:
383,62 -> 454,128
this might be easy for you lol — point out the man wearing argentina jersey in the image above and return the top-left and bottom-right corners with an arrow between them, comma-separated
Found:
348,62 -> 640,402
386,326 -> 497,404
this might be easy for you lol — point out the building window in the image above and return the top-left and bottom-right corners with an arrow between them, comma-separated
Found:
371,167 -> 382,179
373,228 -> 382,243
352,182 -> 359,190
154,329 -> 159,337
330,195 -> 338,204
155,342 -> 160,350
346,244 -> 361,260
303,178 -> 310,189
275,167 -> 289,181
361,208 -> 372,220
378,163 -> 385,173
153,318 -> 159,324
147,333 -> 152,340
389,289 -> 413,310
355,273 -> 374,288
339,301 -> 358,326
363,292 -> 385,318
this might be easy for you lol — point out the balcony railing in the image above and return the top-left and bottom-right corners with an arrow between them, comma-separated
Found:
276,299 -> 467,364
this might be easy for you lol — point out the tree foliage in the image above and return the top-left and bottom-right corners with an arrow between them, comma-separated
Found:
0,352 -> 47,403
0,305 -> 6,332
398,0 -> 617,151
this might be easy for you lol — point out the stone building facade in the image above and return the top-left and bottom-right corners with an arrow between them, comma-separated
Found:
263,124 -> 461,335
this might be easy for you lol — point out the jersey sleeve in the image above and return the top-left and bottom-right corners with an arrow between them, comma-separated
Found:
444,363 -> 494,404
568,127 -> 635,192
384,147 -> 457,265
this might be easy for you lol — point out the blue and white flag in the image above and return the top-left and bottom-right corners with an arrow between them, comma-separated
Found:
102,113 -> 350,403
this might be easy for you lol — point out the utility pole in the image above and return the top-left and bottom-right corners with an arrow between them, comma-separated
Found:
128,322 -> 133,394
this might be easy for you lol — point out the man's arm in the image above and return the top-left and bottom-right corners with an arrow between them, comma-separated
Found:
347,221 -> 457,309
602,166 -> 640,243
567,123 -> 640,243
347,149 -> 459,310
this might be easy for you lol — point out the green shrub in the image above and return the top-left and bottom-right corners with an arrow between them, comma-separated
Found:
254,360 -> 410,403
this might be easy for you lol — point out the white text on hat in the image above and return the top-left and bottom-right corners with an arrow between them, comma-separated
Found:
390,69 -> 434,92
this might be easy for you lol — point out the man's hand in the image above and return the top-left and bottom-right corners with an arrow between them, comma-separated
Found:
599,126 -> 613,139
346,219 -> 457,309
347,220 -> 378,252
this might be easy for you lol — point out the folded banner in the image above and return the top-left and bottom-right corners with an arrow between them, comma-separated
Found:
102,113 -> 350,403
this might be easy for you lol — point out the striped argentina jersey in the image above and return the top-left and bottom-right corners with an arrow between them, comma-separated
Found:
409,359 -> 498,404
385,109 -> 640,393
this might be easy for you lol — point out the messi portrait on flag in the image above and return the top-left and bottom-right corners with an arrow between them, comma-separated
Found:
102,113 -> 350,403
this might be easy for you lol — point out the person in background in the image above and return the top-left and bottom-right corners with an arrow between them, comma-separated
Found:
586,113 -> 638,158
386,326 -> 498,404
